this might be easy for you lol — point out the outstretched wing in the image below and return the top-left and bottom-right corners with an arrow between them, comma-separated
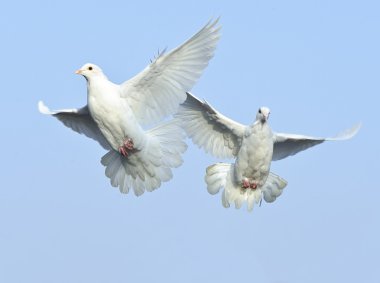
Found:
176,92 -> 246,159
38,101 -> 111,150
272,123 -> 361,161
121,19 -> 221,126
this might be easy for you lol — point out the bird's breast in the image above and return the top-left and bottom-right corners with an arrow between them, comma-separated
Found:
235,123 -> 273,182
87,81 -> 144,151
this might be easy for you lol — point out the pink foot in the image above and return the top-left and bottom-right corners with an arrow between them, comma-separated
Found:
249,182 -> 257,190
119,137 -> 134,157
241,178 -> 250,189
124,138 -> 134,150
119,146 -> 129,157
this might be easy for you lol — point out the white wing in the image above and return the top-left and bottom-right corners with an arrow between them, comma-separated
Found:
176,92 -> 246,158
38,101 -> 111,150
272,123 -> 361,161
121,18 -> 221,126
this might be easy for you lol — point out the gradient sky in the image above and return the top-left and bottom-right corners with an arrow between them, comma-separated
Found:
1,1 -> 379,282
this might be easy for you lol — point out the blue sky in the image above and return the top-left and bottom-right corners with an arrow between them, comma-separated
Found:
1,0 -> 379,282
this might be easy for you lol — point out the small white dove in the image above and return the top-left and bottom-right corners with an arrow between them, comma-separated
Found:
176,92 -> 361,211
38,19 -> 221,196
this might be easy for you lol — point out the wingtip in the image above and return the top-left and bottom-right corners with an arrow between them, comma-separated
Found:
209,16 -> 221,26
202,16 -> 222,34
350,122 -> 362,137
335,122 -> 362,140
38,100 -> 50,114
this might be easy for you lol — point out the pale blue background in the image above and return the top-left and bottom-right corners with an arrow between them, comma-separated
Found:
1,1 -> 379,282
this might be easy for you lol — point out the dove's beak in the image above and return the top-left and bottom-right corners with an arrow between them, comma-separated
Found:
75,69 -> 82,75
261,114 -> 269,123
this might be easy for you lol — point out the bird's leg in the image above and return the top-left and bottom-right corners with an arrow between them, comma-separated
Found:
119,137 -> 134,157
241,178 -> 250,189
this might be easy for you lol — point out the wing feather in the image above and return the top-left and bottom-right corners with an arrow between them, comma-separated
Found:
38,101 -> 111,150
175,92 -> 246,159
272,123 -> 361,161
121,19 -> 221,125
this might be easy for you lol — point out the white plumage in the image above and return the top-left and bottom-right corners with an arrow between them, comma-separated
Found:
39,19 -> 221,196
176,92 -> 361,211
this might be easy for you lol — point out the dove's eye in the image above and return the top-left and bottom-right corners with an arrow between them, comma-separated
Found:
88,66 -> 93,71
258,109 -> 262,114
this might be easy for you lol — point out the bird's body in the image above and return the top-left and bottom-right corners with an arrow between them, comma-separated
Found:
39,19 -> 221,195
176,92 -> 360,211
235,122 -> 273,189
86,72 -> 145,151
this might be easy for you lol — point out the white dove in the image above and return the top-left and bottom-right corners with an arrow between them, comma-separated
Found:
176,92 -> 361,211
38,19 -> 221,196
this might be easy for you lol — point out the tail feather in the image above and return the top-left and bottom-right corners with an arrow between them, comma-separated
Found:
205,163 -> 287,211
101,120 -> 187,196
205,163 -> 230,195
262,173 -> 288,203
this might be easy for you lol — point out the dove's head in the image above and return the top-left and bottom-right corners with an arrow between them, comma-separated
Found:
256,107 -> 270,123
75,63 -> 105,80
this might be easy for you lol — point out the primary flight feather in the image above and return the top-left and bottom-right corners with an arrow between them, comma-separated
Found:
176,92 -> 360,211
39,19 -> 221,196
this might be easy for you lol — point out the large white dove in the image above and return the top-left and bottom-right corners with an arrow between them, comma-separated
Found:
176,92 -> 361,211
38,19 -> 221,196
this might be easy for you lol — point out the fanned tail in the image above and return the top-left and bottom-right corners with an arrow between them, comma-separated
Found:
101,120 -> 187,196
205,163 -> 287,211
